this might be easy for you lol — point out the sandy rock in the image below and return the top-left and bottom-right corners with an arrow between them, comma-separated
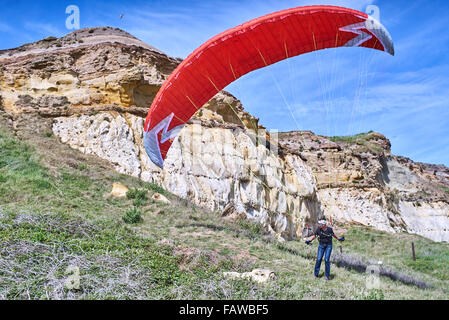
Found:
350,171 -> 363,181
109,183 -> 129,198
0,28 -> 323,241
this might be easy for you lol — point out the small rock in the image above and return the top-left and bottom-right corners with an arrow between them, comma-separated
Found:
152,192 -> 171,204
223,269 -> 276,284
276,233 -> 286,243
350,171 -> 363,181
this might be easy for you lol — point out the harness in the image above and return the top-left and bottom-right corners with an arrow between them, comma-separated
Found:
317,228 -> 333,242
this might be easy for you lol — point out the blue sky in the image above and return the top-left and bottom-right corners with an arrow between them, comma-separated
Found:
1,0 -> 448,166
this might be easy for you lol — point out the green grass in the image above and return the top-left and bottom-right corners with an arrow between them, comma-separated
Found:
344,227 -> 449,282
237,218 -> 267,239
145,182 -> 170,196
0,133 -> 55,202
0,123 -> 448,300
439,185 -> 449,194
328,131 -> 374,143
328,131 -> 384,154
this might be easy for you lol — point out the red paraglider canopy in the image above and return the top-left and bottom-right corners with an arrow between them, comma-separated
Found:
144,5 -> 394,168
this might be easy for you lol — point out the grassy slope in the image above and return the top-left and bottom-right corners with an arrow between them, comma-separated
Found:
0,115 -> 448,300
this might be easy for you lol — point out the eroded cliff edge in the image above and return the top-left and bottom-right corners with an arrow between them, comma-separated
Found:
279,131 -> 449,241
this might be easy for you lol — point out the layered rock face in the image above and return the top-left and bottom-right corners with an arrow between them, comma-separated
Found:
52,111 -> 321,239
279,131 -> 449,242
0,27 -> 177,116
1,27 -> 448,242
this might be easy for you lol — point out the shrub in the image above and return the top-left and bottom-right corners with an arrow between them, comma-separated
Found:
122,207 -> 143,224
126,188 -> 147,201
237,219 -> 265,238
145,183 -> 167,196
42,36 -> 57,42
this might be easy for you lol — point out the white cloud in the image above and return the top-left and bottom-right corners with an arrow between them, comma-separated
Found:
23,22 -> 64,37
121,0 -> 376,58
0,22 -> 13,33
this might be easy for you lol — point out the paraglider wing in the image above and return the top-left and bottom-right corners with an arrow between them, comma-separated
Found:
144,5 -> 394,168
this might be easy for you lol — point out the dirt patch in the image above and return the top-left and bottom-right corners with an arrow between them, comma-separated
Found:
173,246 -> 224,271
182,230 -> 217,239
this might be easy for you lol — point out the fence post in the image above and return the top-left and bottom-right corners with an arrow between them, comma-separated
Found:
411,242 -> 416,261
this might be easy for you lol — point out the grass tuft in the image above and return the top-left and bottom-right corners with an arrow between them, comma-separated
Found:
126,188 -> 147,201
122,207 -> 143,224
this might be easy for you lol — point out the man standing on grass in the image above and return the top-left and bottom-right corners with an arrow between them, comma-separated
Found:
305,220 -> 344,280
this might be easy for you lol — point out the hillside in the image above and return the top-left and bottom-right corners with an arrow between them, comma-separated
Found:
1,111 -> 449,299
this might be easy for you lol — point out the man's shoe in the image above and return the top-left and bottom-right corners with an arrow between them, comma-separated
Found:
325,276 -> 330,281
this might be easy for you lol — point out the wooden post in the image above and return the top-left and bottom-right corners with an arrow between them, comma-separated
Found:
412,242 -> 416,261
